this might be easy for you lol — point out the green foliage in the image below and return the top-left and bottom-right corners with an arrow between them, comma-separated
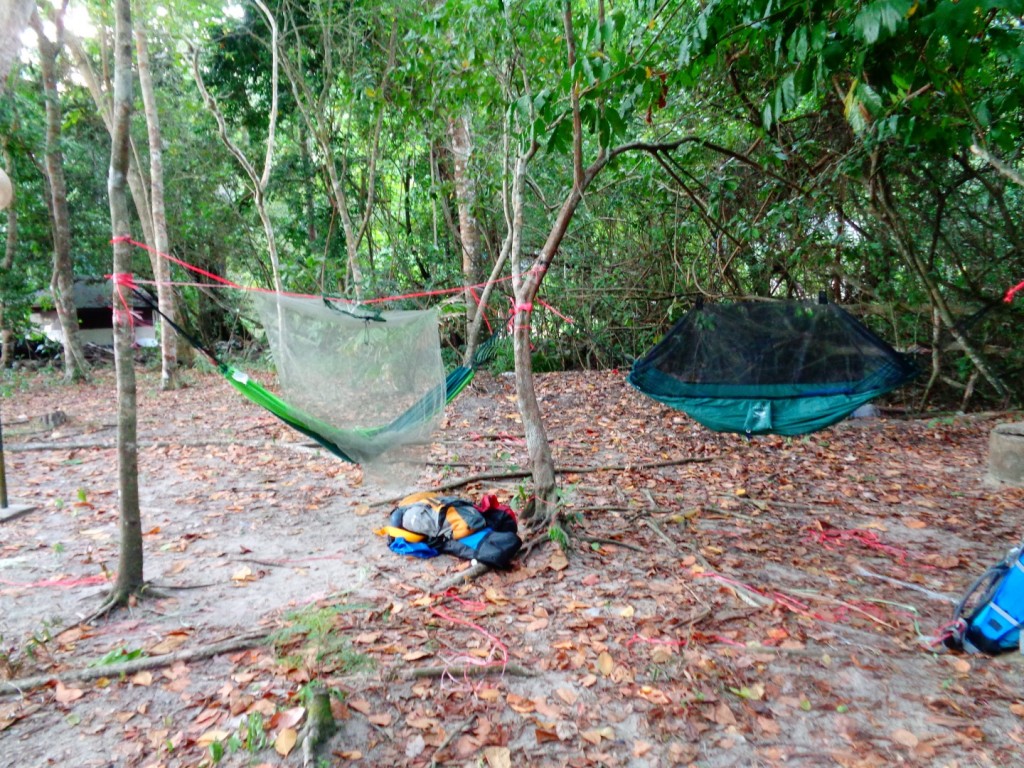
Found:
272,602 -> 374,678
89,646 -> 148,667
0,0 -> 1020,409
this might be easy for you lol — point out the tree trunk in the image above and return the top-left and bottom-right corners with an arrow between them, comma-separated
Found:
0,0 -> 34,86
31,8 -> 89,382
508,153 -> 558,525
1,139 -> 17,368
450,114 -> 482,365
278,15 -> 398,299
65,31 -> 157,254
133,16 -> 178,389
108,0 -> 145,604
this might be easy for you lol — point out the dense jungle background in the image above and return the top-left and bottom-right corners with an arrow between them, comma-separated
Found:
1,0 -> 1022,412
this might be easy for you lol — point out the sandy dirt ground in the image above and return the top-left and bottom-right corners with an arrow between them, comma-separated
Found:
1,363 -> 1023,767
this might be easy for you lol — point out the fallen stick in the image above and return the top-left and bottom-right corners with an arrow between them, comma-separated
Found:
642,519 -> 773,609
0,629 -> 270,696
432,562 -> 492,593
405,662 -> 534,680
855,566 -> 956,604
372,455 -> 716,507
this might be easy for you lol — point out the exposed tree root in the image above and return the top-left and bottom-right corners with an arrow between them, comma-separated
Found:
75,582 -> 170,627
582,536 -> 645,553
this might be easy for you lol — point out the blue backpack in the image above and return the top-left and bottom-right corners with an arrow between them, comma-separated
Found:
945,539 -> 1024,655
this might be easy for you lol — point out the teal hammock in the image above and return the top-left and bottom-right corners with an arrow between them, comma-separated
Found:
629,297 -> 919,436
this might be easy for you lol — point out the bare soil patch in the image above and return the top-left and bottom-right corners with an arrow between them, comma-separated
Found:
2,364 -> 1023,767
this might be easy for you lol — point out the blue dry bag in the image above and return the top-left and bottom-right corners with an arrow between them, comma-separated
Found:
946,540 -> 1024,655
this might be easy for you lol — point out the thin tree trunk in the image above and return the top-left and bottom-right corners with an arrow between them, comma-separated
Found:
1,139 -> 17,368
65,31 -> 157,254
506,1 -> 610,528
0,0 -> 34,86
450,114 -> 482,365
30,7 -> 89,382
133,16 -> 178,389
508,153 -> 558,523
107,0 -> 144,604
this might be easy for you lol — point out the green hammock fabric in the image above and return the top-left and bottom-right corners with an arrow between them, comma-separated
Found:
131,286 -> 495,465
218,359 -> 479,464
629,299 -> 918,436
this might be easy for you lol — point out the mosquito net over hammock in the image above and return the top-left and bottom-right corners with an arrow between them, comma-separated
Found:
250,292 -> 449,481
629,298 -> 919,436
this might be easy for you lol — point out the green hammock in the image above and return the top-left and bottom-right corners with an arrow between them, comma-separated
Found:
217,356 -> 482,464
137,288 -> 496,464
629,298 -> 919,436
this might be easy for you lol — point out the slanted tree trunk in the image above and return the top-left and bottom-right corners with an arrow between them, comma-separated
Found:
30,6 -> 89,382
277,11 -> 398,299
192,0 -> 283,292
506,2 -> 612,529
450,114 -> 483,365
507,151 -> 558,525
133,15 -> 178,389
870,164 -> 1011,402
106,0 -> 144,607
504,1 -> 682,530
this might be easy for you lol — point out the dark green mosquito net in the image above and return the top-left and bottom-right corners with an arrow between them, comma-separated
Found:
629,299 -> 918,436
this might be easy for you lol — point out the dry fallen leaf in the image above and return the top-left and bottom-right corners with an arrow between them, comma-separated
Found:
274,727 -> 298,756
581,726 -> 615,745
554,687 -> 578,706
148,631 -> 190,655
197,729 -> 231,747
535,727 -> 560,744
129,671 -> 153,687
54,681 -> 84,705
482,745 -> 512,768
347,698 -> 371,715
269,706 -> 305,731
402,650 -> 432,661
507,693 -> 535,714
405,734 -> 426,758
549,551 -> 569,571
891,729 -> 919,748
597,651 -> 614,676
